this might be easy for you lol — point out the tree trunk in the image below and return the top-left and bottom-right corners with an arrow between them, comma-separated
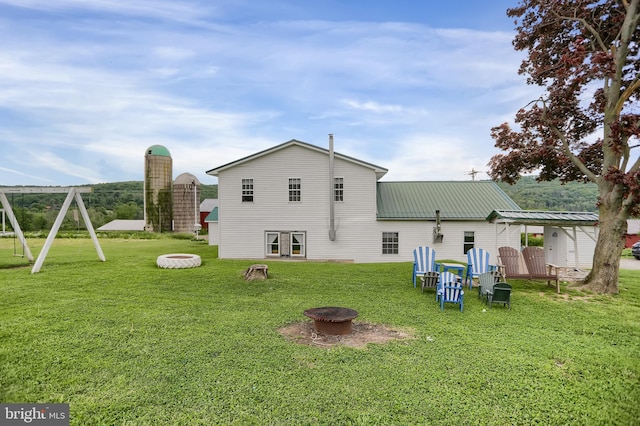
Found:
583,200 -> 627,294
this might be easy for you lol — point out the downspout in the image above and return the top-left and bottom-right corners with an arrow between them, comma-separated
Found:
328,134 -> 336,241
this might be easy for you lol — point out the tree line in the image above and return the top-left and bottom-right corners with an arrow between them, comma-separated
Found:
495,176 -> 599,212
0,181 -> 218,232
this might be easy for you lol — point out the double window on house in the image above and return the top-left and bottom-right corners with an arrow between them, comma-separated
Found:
266,232 -> 305,257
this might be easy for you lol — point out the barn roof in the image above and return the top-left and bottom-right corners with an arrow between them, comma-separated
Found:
97,220 -> 145,231
204,207 -> 218,222
199,198 -> 218,212
376,181 -> 520,220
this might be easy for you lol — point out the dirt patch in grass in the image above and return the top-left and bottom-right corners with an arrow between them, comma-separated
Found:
279,321 -> 415,349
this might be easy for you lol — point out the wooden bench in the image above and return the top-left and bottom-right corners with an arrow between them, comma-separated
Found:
498,246 -> 560,293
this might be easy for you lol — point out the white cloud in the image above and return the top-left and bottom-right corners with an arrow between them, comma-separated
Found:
0,2 -> 534,186
0,0 -> 212,22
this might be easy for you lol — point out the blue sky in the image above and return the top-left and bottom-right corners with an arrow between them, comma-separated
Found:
0,0 -> 542,186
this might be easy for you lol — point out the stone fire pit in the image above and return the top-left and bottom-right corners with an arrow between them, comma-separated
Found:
303,307 -> 359,335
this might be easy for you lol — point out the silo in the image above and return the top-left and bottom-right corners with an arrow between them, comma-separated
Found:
173,173 -> 201,233
144,145 -> 173,232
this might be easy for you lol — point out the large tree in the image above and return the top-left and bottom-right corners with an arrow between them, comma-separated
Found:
489,0 -> 639,293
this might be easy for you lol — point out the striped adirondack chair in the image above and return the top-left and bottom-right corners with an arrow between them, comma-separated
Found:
438,271 -> 464,311
465,248 -> 495,288
412,246 -> 437,288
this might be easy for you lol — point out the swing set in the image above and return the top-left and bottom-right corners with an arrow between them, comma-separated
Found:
0,186 -> 106,273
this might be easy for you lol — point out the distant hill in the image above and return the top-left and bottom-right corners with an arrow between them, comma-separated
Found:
90,181 -> 218,210
0,181 -> 218,232
494,176 -> 598,212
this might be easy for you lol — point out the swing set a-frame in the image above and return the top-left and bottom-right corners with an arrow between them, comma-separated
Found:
0,186 -> 106,273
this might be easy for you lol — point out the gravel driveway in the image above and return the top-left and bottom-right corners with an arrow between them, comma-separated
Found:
621,258 -> 640,270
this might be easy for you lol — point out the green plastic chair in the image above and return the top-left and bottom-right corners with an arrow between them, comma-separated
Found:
488,282 -> 512,309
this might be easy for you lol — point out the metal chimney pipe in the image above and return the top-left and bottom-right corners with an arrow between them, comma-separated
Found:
328,134 -> 336,241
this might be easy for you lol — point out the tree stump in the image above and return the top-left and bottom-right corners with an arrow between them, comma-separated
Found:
244,264 -> 268,281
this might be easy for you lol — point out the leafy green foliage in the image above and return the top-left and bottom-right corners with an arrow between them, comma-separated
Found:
521,234 -> 544,247
1,238 -> 638,424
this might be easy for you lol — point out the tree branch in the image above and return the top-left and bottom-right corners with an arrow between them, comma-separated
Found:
552,11 -> 608,53
615,78 -> 640,115
538,98 -> 598,182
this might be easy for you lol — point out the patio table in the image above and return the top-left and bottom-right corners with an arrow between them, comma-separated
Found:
435,262 -> 465,281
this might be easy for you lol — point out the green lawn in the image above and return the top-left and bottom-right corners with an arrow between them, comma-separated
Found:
1,237 -> 638,425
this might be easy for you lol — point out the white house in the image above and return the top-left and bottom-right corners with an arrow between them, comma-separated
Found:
205,139 -> 524,265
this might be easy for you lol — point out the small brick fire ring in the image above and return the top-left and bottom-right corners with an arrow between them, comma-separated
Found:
303,307 -> 359,335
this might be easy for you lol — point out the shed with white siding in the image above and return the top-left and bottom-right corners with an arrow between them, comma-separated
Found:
487,210 -> 599,268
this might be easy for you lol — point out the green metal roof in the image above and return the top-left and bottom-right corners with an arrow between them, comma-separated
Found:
146,145 -> 171,157
486,210 -> 598,226
376,181 -> 521,220
204,207 -> 218,222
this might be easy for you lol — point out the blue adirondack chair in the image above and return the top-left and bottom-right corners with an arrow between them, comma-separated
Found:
437,272 -> 464,311
435,271 -> 459,302
465,248 -> 495,288
412,246 -> 437,288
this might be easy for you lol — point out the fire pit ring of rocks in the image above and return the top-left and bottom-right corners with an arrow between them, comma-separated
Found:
303,307 -> 359,335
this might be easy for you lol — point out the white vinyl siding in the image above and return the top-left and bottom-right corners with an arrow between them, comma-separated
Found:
216,144 -> 378,261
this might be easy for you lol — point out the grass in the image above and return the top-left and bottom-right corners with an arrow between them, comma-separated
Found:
1,237 -> 639,425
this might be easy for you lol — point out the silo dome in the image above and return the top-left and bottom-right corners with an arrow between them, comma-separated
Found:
174,173 -> 200,186
146,145 -> 171,157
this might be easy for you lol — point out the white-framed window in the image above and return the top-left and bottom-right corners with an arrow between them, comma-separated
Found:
382,232 -> 399,254
463,231 -> 475,254
242,178 -> 254,202
334,177 -> 344,202
291,232 -> 305,257
289,178 -> 301,202
266,232 -> 279,256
